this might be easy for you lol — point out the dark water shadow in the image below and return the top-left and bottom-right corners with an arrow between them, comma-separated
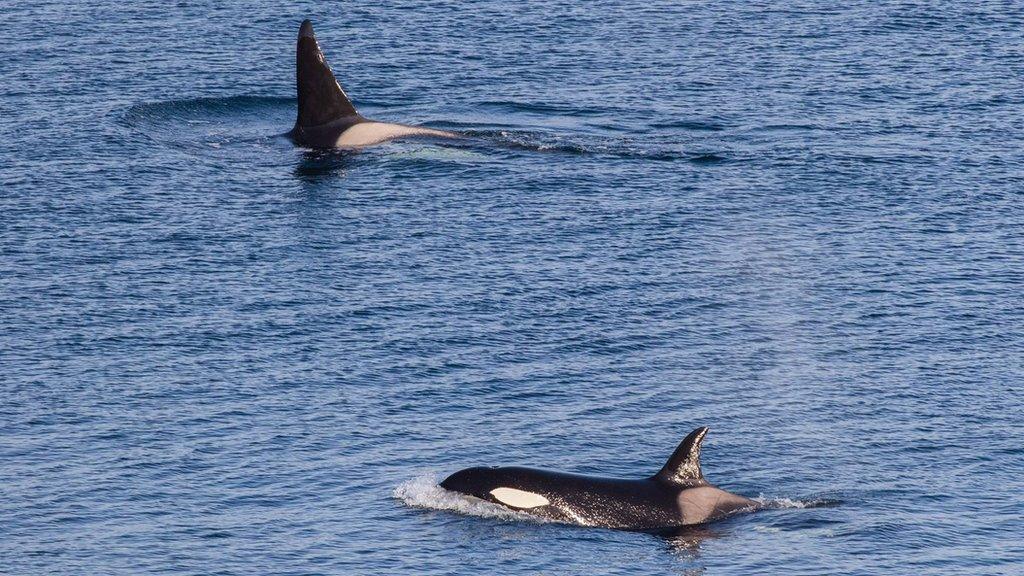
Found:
644,497 -> 844,564
292,148 -> 361,183
651,524 -> 725,557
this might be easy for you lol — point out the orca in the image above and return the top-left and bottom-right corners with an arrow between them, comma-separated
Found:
440,426 -> 759,530
287,20 -> 457,148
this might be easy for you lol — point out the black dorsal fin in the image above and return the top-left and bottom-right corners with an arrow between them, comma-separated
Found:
294,19 -> 359,128
654,426 -> 710,486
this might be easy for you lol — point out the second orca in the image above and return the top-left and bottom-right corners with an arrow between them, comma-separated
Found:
287,20 -> 457,149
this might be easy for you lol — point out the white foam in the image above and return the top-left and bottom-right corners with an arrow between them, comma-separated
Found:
393,474 -> 547,523
753,495 -> 838,509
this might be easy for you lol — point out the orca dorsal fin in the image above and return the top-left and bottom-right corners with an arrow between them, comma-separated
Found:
654,426 -> 710,486
294,19 -> 359,129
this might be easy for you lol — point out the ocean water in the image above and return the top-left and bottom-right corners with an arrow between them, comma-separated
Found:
2,1 -> 1023,574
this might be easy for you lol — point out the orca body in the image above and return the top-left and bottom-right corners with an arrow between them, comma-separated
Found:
287,20 -> 457,148
440,427 -> 758,530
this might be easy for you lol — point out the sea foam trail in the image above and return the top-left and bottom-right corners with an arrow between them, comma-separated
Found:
754,495 -> 842,509
393,474 -> 547,523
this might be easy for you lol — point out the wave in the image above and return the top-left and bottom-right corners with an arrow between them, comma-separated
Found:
476,100 -> 610,117
123,95 -> 293,125
121,95 -> 294,150
649,120 -> 728,132
473,129 -> 727,162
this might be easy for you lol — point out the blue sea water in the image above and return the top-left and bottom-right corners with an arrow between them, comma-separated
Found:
2,1 -> 1023,574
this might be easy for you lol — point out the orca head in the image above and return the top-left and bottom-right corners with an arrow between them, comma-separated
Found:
440,466 -> 504,500
440,467 -> 552,510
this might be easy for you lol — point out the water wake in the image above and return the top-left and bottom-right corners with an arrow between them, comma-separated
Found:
754,495 -> 842,509
122,95 -> 293,150
121,96 -> 722,163
478,129 -> 720,162
123,95 -> 293,126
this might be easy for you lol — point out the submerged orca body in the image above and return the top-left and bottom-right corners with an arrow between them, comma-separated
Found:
440,427 -> 758,530
287,20 -> 456,148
